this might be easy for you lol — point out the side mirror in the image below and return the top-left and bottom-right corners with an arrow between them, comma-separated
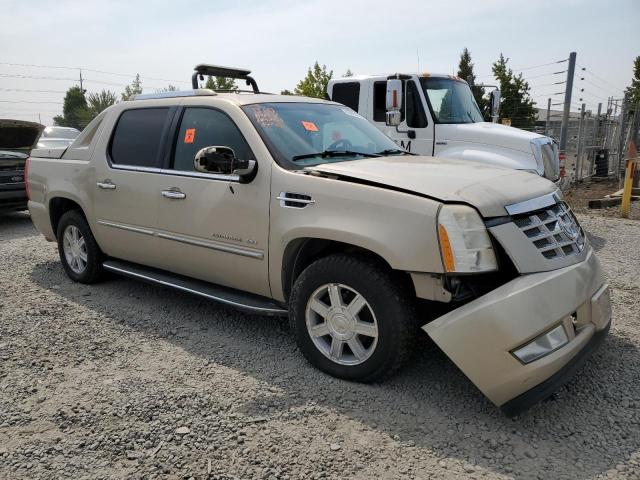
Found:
385,79 -> 402,126
194,146 -> 256,180
489,89 -> 501,122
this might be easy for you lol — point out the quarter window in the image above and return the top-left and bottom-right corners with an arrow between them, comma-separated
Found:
110,108 -> 170,167
172,108 -> 254,172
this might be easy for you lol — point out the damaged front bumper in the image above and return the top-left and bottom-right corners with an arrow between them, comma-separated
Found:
423,247 -> 611,415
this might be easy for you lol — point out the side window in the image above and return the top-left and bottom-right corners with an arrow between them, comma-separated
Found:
331,82 -> 360,112
373,81 -> 387,122
110,108 -> 170,167
373,81 -> 406,123
406,81 -> 428,128
172,108 -> 254,172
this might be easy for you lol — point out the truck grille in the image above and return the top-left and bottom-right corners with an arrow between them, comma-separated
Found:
513,202 -> 585,260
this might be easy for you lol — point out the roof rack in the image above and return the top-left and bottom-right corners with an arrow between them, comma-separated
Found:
192,64 -> 260,93
132,89 -> 216,101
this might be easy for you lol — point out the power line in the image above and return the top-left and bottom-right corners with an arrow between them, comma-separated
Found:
0,60 -> 190,85
0,100 -> 63,104
0,88 -> 67,94
578,65 -> 625,91
523,70 -> 566,81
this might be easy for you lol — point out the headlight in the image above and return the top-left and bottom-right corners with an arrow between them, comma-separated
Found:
437,204 -> 497,273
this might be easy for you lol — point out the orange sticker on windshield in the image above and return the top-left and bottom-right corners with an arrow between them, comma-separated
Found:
184,128 -> 196,143
301,121 -> 319,132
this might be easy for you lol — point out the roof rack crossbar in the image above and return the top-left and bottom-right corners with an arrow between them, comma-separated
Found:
192,64 -> 260,93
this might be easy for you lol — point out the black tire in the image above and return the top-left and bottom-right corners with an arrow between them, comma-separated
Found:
289,254 -> 416,382
56,210 -> 104,284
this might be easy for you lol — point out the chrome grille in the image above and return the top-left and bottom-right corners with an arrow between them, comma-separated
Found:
513,202 -> 585,260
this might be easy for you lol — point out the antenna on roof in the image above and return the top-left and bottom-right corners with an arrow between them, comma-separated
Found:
192,64 -> 260,93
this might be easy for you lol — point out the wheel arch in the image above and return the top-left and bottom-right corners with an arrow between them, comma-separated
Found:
281,237 -> 414,303
48,195 -> 88,237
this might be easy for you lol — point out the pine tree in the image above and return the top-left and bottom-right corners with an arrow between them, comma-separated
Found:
625,56 -> 640,111
294,62 -> 333,98
491,54 -> 537,128
343,69 -> 354,78
457,48 -> 487,118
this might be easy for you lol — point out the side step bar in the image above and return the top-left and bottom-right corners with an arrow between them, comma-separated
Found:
102,259 -> 288,316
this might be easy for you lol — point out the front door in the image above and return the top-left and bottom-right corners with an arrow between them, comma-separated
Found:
154,105 -> 271,297
93,106 -> 174,266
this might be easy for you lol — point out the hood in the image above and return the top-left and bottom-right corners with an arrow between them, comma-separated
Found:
0,119 -> 45,153
440,122 -> 543,154
306,156 -> 557,217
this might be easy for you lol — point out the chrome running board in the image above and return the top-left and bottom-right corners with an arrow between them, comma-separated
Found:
103,259 -> 288,316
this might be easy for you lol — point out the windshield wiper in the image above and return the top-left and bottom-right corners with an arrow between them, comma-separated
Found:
291,150 -> 380,162
375,148 -> 414,156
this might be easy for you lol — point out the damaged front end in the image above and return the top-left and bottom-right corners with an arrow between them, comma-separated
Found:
423,193 -> 611,415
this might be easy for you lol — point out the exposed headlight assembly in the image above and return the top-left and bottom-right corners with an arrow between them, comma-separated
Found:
437,204 -> 497,273
530,138 -> 560,181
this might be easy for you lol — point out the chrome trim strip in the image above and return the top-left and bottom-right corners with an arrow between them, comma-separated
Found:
110,164 -> 241,182
156,231 -> 264,259
505,191 -> 561,216
277,192 -> 315,208
97,220 -> 154,236
102,263 -> 287,315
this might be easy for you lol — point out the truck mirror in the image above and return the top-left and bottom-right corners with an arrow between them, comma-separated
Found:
489,89 -> 501,122
386,79 -> 402,126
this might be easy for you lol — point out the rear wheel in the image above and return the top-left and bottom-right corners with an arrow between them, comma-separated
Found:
289,254 -> 416,382
56,210 -> 104,284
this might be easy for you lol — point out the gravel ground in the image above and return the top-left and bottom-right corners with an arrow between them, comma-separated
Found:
1,209 -> 639,480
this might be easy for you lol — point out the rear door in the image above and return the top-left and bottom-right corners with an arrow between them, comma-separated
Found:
153,103 -> 272,297
92,106 -> 175,267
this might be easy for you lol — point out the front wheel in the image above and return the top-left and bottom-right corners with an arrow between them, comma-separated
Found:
289,254 -> 416,382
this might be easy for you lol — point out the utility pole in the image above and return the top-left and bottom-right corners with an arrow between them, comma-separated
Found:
617,98 -> 627,180
559,52 -> 576,155
79,68 -> 84,92
576,103 -> 586,180
545,98 -> 551,136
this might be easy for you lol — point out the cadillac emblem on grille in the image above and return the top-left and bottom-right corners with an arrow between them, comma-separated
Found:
513,202 -> 585,260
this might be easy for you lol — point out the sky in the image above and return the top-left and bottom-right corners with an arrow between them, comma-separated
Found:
0,0 -> 638,125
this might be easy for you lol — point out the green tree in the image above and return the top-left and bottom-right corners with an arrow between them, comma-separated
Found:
491,54 -> 537,128
294,62 -> 333,98
204,76 -> 238,91
625,56 -> 640,110
53,86 -> 88,130
121,74 -> 143,101
280,89 -> 294,95
457,48 -> 488,118
78,90 -> 118,126
157,84 -> 179,92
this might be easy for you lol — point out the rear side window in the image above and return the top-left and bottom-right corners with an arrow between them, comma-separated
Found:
172,108 -> 254,172
110,108 -> 170,167
331,82 -> 360,112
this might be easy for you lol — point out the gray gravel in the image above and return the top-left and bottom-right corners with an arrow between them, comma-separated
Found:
1,210 -> 639,480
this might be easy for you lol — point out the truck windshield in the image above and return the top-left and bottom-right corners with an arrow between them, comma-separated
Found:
242,102 -> 405,168
420,77 -> 484,124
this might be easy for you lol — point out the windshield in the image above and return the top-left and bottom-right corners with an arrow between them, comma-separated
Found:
420,77 -> 484,124
242,102 -> 405,168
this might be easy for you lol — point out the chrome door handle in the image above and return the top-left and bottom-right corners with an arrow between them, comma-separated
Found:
161,190 -> 186,199
97,181 -> 116,190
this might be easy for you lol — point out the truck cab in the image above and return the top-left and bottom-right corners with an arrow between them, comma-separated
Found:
327,73 -> 560,181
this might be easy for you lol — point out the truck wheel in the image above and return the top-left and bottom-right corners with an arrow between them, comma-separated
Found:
289,254 -> 416,382
56,210 -> 104,284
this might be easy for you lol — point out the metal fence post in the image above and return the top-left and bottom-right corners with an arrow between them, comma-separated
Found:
559,52 -> 576,157
545,98 -> 551,136
576,103 -> 586,180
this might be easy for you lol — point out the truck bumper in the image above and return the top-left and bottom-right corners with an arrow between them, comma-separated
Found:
423,248 -> 611,413
28,200 -> 56,241
0,189 -> 27,212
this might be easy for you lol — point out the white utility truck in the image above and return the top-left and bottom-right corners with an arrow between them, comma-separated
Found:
328,73 -> 560,181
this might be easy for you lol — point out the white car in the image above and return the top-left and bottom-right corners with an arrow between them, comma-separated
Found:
37,126 -> 80,149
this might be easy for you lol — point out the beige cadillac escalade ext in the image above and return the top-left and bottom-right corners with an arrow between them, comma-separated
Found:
26,65 -> 611,415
